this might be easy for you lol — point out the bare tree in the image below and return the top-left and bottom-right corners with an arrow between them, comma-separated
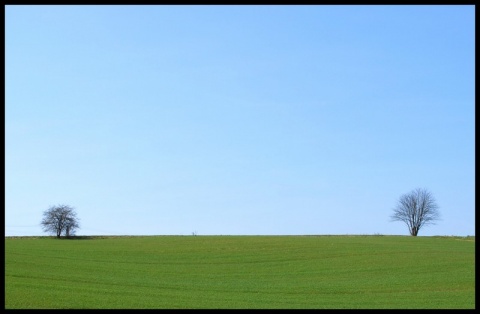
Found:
41,205 -> 80,238
65,216 -> 80,237
390,188 -> 440,236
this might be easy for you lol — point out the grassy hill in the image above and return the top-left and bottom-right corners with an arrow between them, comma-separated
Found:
5,235 -> 475,309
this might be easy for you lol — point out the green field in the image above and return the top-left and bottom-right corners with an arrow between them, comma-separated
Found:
4,235 -> 475,309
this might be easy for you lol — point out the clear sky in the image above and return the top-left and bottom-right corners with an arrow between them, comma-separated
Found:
5,5 -> 475,237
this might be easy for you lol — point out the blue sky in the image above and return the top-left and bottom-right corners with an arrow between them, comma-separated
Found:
5,5 -> 475,237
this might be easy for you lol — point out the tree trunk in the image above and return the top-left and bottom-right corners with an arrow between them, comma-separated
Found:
411,226 -> 418,236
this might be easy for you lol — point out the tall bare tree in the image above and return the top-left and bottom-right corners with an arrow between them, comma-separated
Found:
390,188 -> 440,236
41,205 -> 80,238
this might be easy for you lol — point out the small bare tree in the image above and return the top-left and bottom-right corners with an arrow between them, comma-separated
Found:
390,188 -> 440,236
41,204 -> 80,238
65,216 -> 80,237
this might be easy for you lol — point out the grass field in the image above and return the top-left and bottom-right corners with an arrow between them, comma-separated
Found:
4,235 -> 475,309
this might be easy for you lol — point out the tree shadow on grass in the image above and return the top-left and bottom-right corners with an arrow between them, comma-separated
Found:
60,236 -> 103,240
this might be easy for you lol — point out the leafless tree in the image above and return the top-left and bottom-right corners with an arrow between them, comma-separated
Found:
390,188 -> 440,236
41,205 -> 80,238
65,216 -> 80,237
